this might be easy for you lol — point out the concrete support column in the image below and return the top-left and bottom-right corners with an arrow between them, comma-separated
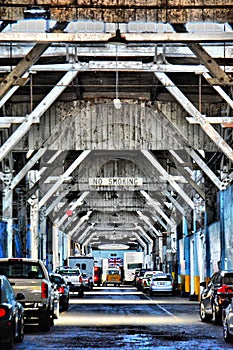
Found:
2,170 -> 13,257
29,199 -> 39,259
219,190 -> 226,270
39,207 -> 47,264
183,217 -> 190,294
27,171 -> 40,259
192,210 -> 200,297
52,221 -> 59,270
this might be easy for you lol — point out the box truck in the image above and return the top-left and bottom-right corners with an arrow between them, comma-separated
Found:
123,252 -> 145,284
68,256 -> 94,290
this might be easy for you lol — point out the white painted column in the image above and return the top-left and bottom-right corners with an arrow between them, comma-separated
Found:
39,207 -> 47,263
27,171 -> 40,259
52,221 -> 59,270
2,170 -> 13,257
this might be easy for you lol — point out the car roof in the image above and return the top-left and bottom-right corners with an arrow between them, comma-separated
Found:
0,258 -> 42,263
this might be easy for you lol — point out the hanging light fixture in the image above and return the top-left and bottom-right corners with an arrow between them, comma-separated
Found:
107,28 -> 127,109
107,28 -> 128,46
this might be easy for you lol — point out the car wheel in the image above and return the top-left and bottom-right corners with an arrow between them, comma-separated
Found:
53,299 -> 60,320
3,325 -> 14,350
39,310 -> 51,332
15,314 -> 24,343
200,300 -> 212,322
213,304 -> 222,325
62,301 -> 69,311
78,290 -> 84,298
223,317 -> 233,342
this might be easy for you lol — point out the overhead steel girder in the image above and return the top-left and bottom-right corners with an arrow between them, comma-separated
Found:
154,71 -> 233,163
38,150 -> 90,209
141,150 -> 195,209
187,43 -> 233,86
0,67 -> 81,162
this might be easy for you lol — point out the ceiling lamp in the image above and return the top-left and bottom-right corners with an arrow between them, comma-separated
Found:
107,29 -> 127,46
24,6 -> 50,19
107,29 -> 127,109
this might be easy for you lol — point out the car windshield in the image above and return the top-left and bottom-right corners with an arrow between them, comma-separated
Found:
51,275 -> 64,284
153,276 -> 171,281
56,268 -> 79,275
145,273 -> 153,278
107,269 -> 120,275
223,274 -> 233,285
0,261 -> 44,279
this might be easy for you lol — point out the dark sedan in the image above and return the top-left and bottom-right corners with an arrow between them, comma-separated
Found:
0,274 -> 25,349
50,273 -> 70,312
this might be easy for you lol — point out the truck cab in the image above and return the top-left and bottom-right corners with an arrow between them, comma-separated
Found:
103,268 -> 121,287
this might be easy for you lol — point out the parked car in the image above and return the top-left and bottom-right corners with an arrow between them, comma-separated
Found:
141,271 -> 164,293
149,273 -> 174,295
200,270 -> 233,325
81,272 -> 93,291
102,268 -> 121,286
55,266 -> 84,297
50,273 -> 70,311
135,269 -> 151,290
223,296 -> 233,342
0,275 -> 25,349
0,258 -> 58,332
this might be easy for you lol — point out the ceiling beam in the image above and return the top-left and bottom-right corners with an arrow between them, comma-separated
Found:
0,67 -> 80,162
0,43 -> 50,99
0,32 -> 233,44
57,192 -> 89,228
38,150 -> 90,209
140,191 -> 176,227
154,71 -> 233,163
141,151 -> 195,209
188,42 -> 233,85
202,72 -> 233,110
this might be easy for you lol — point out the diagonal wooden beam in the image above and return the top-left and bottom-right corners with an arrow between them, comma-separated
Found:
154,71 -> 233,162
0,43 -> 50,99
188,43 -> 233,85
0,66 -> 80,162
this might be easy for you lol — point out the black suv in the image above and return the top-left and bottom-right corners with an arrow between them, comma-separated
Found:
200,270 -> 233,325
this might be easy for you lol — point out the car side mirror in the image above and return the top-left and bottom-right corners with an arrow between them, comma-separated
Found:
16,292 -> 25,301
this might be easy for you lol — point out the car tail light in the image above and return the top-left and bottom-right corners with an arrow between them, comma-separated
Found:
217,284 -> 233,294
58,286 -> 65,294
0,306 -> 7,318
79,276 -> 82,283
41,281 -> 48,298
